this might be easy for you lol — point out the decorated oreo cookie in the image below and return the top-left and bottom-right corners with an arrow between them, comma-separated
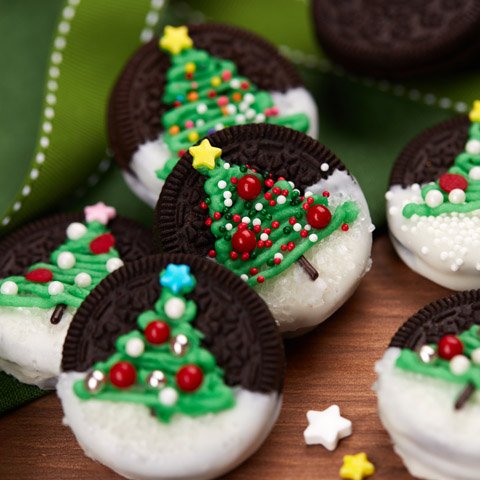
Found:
312,0 -> 480,78
387,102 -> 480,290
375,290 -> 480,480
108,24 -> 318,207
155,124 -> 373,335
0,203 -> 152,389
57,254 -> 284,480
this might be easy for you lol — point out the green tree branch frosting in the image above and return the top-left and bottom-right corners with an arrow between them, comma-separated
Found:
74,264 -> 235,423
156,25 -> 310,180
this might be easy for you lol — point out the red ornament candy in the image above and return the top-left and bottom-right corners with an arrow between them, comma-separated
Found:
241,253 -> 250,261
208,250 -> 216,258
205,218 -> 213,226
250,268 -> 258,275
232,229 -> 257,253
323,191 -> 330,197
438,335 -> 464,360
237,175 -> 262,200
176,365 -> 203,392
230,252 -> 239,260
257,276 -> 265,283
342,224 -> 349,232
145,320 -> 170,345
89,233 -> 115,254
25,268 -> 53,283
109,361 -> 136,389
253,224 -> 262,233
265,179 -> 274,188
438,173 -> 468,193
232,214 -> 241,223
307,205 -> 332,229
272,221 -> 280,229
272,187 -> 281,195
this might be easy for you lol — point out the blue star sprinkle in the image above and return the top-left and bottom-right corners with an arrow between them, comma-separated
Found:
160,264 -> 194,294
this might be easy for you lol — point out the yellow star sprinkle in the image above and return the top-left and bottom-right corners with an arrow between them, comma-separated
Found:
340,453 -> 375,480
470,100 -> 480,122
190,139 -> 222,170
159,26 -> 193,55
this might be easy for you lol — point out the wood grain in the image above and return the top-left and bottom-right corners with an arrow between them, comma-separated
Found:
0,234 -> 453,479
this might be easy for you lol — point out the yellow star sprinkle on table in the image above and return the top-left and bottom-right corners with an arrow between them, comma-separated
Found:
340,452 -> 375,480
159,26 -> 193,55
470,100 -> 480,122
190,139 -> 222,170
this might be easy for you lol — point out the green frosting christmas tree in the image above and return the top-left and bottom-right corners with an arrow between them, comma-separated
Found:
74,264 -> 235,422
156,25 -> 310,179
0,203 -> 123,315
190,139 -> 359,286
403,101 -> 480,218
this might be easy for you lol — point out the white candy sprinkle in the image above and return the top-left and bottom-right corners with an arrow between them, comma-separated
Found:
106,258 -> 124,273
309,234 -> 318,242
218,180 -> 227,189
36,153 -> 45,164
244,93 -> 255,104
40,137 -> 50,148
240,274 -> 248,281
305,224 -> 312,231
255,113 -> 266,123
226,104 -> 237,115
1,281 -> 18,295
260,233 -> 269,241
456,258 -> 464,266
75,272 -> 92,288
57,251 -> 76,269
224,199 -> 233,207
440,251 -> 448,261
449,355 -> 470,376
126,338 -> 145,357
421,246 -> 429,255
252,218 -> 261,226
293,223 -> 302,232
246,108 -> 256,120
225,223 -> 233,231
30,169 -> 39,180
425,189 -> 444,208
48,281 -> 64,296
255,203 -> 263,211
305,191 -> 313,197
385,191 -> 393,200
230,79 -> 241,89
13,202 -> 21,211
159,387 -> 178,406
277,196 -> 286,205
274,253 -> 283,260
469,166 -> 480,181
43,122 -> 52,133
66,222 -> 87,240
320,163 -> 329,172
471,348 -> 480,365
476,263 -> 480,271
165,297 -> 186,319
215,123 -> 224,131
242,217 -> 251,224
196,119 -> 205,127
449,188 -> 466,204
223,162 -> 230,169
466,139 -> 480,155
235,114 -> 246,123
451,264 -> 459,272
389,206 -> 398,216
223,191 -> 232,199
22,185 -> 31,196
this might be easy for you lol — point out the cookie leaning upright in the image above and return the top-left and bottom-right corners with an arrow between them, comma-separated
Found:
58,254 -> 284,480
108,24 -> 318,207
0,203 -> 152,389
156,124 -> 373,335
387,101 -> 480,290
312,0 -> 480,78
375,290 -> 480,480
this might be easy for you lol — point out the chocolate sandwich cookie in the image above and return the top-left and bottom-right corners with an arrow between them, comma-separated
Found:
108,23 -> 318,207
0,203 -> 152,388
155,123 -> 373,335
387,101 -> 480,290
58,254 -> 284,480
312,0 -> 480,78
375,290 -> 480,480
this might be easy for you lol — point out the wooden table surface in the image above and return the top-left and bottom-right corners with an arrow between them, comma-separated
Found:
0,233 -> 454,479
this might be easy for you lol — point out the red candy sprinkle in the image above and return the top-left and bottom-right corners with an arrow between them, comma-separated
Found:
287,242 -> 295,251
173,100 -> 182,108
110,361 -> 136,389
264,228 -> 271,234
323,191 -> 330,197
237,175 -> 262,200
300,230 -> 308,238
250,268 -> 258,275
240,81 -> 250,90
439,173 -> 468,193
145,320 -> 170,345
213,212 -> 222,220
272,187 -> 281,195
176,365 -> 203,392
257,276 -> 265,283
253,225 -> 262,233
230,252 -> 239,260
302,203 -> 310,211
281,245 -> 287,251
200,202 -> 208,209
307,205 -> 332,230
265,179 -> 274,188
232,229 -> 257,253
230,177 -> 238,184
265,240 -> 273,248
25,268 -> 53,283
238,222 -> 248,230
241,253 -> 250,261
89,233 -> 115,254
289,217 -> 296,225
278,177 -> 285,181
264,192 -> 272,200
269,200 -> 276,207
178,149 -> 186,157
274,258 -> 281,265
205,218 -> 213,226
272,221 -> 280,229
342,224 -> 349,232
438,335 -> 464,360
208,250 -> 216,258
232,214 -> 241,223
257,240 -> 265,248
208,90 -> 216,98
307,197 -> 315,204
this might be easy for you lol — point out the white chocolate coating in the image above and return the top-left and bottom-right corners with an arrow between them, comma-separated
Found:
58,372 -> 281,480
124,87 -> 319,207
387,184 -> 480,290
0,305 -> 74,388
375,347 -> 480,480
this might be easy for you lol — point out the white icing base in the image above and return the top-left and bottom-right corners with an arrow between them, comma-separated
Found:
0,305 -> 74,389
58,372 -> 281,480
125,87 -> 319,207
253,169 -> 372,334
375,348 -> 480,480
387,184 -> 480,290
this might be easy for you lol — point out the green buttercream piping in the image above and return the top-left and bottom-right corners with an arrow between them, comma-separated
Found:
156,44 -> 310,180
396,325 -> 480,393
0,220 -> 119,309
74,265 -> 235,423
403,119 -> 480,218
198,158 -> 359,286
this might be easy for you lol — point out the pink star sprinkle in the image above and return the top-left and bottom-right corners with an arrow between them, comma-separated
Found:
84,202 -> 116,225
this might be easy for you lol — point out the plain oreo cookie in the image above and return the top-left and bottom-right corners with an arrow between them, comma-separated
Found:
312,0 -> 480,78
